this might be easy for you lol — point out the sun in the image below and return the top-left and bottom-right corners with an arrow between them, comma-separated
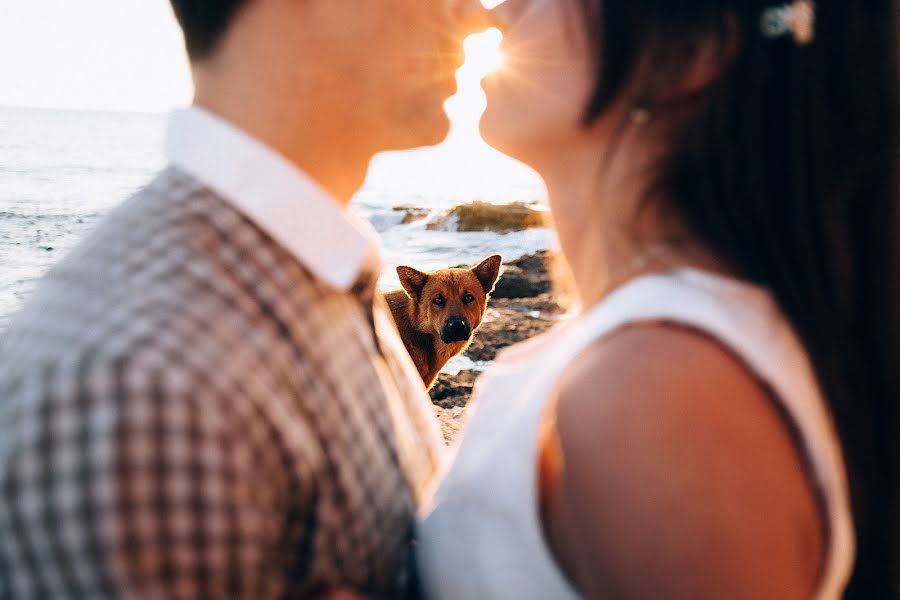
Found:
365,17 -> 544,207
443,27 -> 503,136
463,28 -> 504,79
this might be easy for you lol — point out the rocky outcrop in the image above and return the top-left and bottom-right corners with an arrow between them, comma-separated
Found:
426,201 -> 547,233
392,205 -> 431,225
491,250 -> 552,299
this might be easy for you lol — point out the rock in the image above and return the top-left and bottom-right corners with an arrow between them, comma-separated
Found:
492,251 -> 552,298
392,205 -> 431,225
455,251 -> 552,299
505,252 -> 550,275
493,264 -> 549,298
429,369 -> 478,408
427,201 -> 547,233
463,295 -> 561,362
491,262 -> 551,298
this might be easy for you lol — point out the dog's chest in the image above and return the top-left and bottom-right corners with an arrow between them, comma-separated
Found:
434,339 -> 467,368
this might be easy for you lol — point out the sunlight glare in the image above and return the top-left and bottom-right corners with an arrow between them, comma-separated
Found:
464,28 -> 504,78
363,11 -> 546,208
443,27 -> 503,140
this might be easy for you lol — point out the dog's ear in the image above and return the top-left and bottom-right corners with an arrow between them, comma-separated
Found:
397,266 -> 429,299
472,254 -> 502,294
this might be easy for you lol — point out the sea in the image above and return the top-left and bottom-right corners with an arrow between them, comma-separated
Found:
0,106 -> 553,331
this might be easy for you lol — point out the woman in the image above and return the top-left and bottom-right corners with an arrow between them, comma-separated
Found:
417,1 -> 898,598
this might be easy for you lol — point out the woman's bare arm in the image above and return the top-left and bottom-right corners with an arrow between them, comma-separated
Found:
540,324 -> 824,599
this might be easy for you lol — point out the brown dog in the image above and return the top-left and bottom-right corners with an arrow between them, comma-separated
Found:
384,255 -> 502,388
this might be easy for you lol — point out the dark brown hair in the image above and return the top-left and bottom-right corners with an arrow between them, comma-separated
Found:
168,0 -> 249,60
577,0 -> 899,596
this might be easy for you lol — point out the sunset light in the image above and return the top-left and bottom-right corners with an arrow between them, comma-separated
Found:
464,28 -> 505,79
362,23 -> 544,207
0,0 -> 544,210
444,27 -> 504,142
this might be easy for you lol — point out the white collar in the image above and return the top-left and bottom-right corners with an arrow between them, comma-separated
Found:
164,106 -> 381,291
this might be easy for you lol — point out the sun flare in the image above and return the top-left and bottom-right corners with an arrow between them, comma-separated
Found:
463,28 -> 504,79
365,17 -> 545,208
443,27 -> 503,137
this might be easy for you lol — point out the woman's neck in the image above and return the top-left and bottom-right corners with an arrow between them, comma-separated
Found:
539,130 -> 715,310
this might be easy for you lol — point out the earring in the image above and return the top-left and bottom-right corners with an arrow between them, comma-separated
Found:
630,99 -> 652,125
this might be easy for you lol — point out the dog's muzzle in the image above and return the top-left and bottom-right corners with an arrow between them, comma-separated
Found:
440,318 -> 471,344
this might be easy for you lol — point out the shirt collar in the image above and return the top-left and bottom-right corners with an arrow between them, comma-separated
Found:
164,106 -> 381,291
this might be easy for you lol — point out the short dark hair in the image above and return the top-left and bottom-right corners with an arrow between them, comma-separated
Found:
168,0 -> 250,60
576,1 -> 898,596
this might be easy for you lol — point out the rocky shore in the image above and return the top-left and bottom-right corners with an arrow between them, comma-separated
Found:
393,200 -> 547,233
428,251 -> 568,442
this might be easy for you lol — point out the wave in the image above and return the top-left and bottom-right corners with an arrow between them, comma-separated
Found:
0,211 -> 102,222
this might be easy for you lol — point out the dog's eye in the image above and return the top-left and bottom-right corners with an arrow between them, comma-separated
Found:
463,293 -> 475,304
433,296 -> 445,307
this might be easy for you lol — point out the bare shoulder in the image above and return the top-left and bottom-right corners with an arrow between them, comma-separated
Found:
546,323 -> 824,599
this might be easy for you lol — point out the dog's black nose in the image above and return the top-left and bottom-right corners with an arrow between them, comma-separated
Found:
441,318 -> 471,343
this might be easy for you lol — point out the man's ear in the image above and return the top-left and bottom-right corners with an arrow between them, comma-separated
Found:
472,254 -> 502,294
397,266 -> 429,299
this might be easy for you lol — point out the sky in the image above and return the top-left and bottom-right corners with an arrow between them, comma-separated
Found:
0,0 -> 505,114
0,0 -> 192,112
0,0 -> 542,201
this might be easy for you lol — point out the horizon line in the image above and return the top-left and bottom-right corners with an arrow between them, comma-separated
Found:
0,102 -> 183,117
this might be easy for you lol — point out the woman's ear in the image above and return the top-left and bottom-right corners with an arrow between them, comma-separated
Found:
671,13 -> 742,100
609,13 -> 742,129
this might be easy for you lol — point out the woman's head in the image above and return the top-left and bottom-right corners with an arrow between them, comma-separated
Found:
485,0 -> 899,595
479,0 -> 595,163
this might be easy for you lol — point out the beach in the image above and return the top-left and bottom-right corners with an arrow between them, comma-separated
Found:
0,107 -> 565,443
0,107 -> 553,325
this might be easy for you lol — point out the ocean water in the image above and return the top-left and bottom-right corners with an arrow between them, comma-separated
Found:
0,107 -> 552,329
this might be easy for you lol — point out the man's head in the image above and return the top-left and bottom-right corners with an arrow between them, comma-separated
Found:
169,0 -> 476,196
171,0 -> 483,199
168,2 -> 247,61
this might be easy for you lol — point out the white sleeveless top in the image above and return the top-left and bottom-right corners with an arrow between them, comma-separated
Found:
416,268 -> 855,599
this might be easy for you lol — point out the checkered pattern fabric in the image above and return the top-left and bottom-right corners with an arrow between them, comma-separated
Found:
0,168 -> 444,599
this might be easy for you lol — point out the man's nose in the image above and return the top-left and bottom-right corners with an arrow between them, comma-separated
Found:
451,0 -> 493,35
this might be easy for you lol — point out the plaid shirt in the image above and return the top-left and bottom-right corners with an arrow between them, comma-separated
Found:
0,167 -> 444,598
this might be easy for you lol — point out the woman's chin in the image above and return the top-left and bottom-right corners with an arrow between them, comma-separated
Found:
478,112 -> 534,166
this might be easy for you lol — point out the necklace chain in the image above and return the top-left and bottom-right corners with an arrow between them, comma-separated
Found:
596,243 -> 678,301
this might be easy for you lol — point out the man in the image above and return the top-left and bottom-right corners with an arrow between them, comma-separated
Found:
0,1 -> 484,597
